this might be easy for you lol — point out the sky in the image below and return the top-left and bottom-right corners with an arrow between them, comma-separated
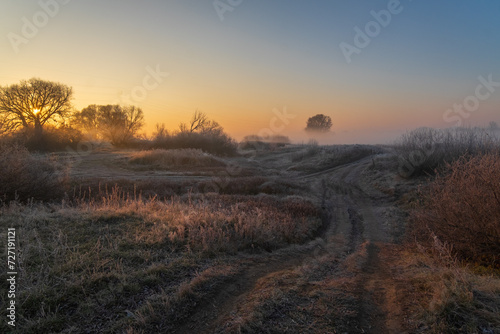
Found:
1,0 -> 499,144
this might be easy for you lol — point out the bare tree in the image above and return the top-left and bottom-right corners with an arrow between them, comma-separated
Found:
72,104 -> 100,139
97,105 -> 144,145
97,105 -> 125,143
178,122 -> 188,133
75,104 -> 144,145
200,119 -> 223,135
0,78 -> 73,137
305,114 -> 332,132
123,105 -> 145,140
153,123 -> 169,141
189,110 -> 208,132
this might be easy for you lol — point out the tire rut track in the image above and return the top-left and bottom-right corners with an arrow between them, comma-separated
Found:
325,156 -> 405,333
174,152 -> 405,333
173,180 -> 336,334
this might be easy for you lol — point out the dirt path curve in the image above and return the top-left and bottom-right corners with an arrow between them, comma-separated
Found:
174,152 -> 407,333
174,249 -> 322,334
323,153 -> 406,333
174,184 -> 335,334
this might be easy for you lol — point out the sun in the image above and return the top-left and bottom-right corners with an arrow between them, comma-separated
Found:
33,108 -> 40,114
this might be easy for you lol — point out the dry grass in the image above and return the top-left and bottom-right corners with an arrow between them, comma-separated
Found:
239,135 -> 291,151
396,126 -> 500,177
0,144 -> 69,202
0,126 -> 84,152
70,174 -> 308,207
129,148 -> 226,168
127,264 -> 238,333
396,240 -> 500,333
288,144 -> 380,173
409,153 -> 500,267
290,144 -> 321,162
398,152 -> 500,332
150,131 -> 238,156
75,188 -> 321,254
0,186 -> 321,333
215,254 -> 345,334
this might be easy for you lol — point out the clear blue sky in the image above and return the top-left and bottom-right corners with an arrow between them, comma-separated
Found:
1,0 -> 499,143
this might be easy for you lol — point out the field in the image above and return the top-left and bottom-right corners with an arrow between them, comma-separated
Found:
1,141 -> 499,333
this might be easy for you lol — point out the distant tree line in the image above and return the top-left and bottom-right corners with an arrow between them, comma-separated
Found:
0,78 -> 237,155
151,110 -> 237,156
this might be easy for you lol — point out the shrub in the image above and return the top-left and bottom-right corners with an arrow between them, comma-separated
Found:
409,153 -> 500,267
290,144 -> 321,162
242,134 -> 291,144
239,135 -> 291,151
129,149 -> 225,168
0,126 -> 83,152
0,145 -> 68,202
396,127 -> 499,177
239,140 -> 272,151
151,131 -> 237,156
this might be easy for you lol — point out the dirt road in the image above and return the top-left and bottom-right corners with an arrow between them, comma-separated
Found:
173,151 -> 410,333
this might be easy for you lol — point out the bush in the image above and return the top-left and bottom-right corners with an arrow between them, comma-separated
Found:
151,131 -> 237,157
242,134 -> 290,143
130,149 -> 226,168
396,127 -> 499,177
290,144 -> 321,162
0,145 -> 69,202
0,126 -> 83,152
239,135 -> 291,151
409,153 -> 500,267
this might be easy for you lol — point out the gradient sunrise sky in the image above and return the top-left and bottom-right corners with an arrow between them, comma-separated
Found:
1,0 -> 499,143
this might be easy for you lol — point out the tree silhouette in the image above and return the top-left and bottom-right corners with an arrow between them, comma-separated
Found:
73,104 -> 144,145
179,110 -> 223,135
72,104 -> 100,139
189,110 -> 208,132
305,114 -> 332,132
0,78 -> 73,138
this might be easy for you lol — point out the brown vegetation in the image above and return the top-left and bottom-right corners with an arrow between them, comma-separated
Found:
409,153 -> 500,267
130,149 -> 226,168
151,127 -> 237,157
0,144 -> 68,202
1,133 -> 499,333
396,152 -> 500,333
0,172 -> 321,333
396,127 -> 499,177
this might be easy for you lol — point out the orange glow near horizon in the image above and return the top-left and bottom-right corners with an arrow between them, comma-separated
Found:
1,2 -> 500,145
